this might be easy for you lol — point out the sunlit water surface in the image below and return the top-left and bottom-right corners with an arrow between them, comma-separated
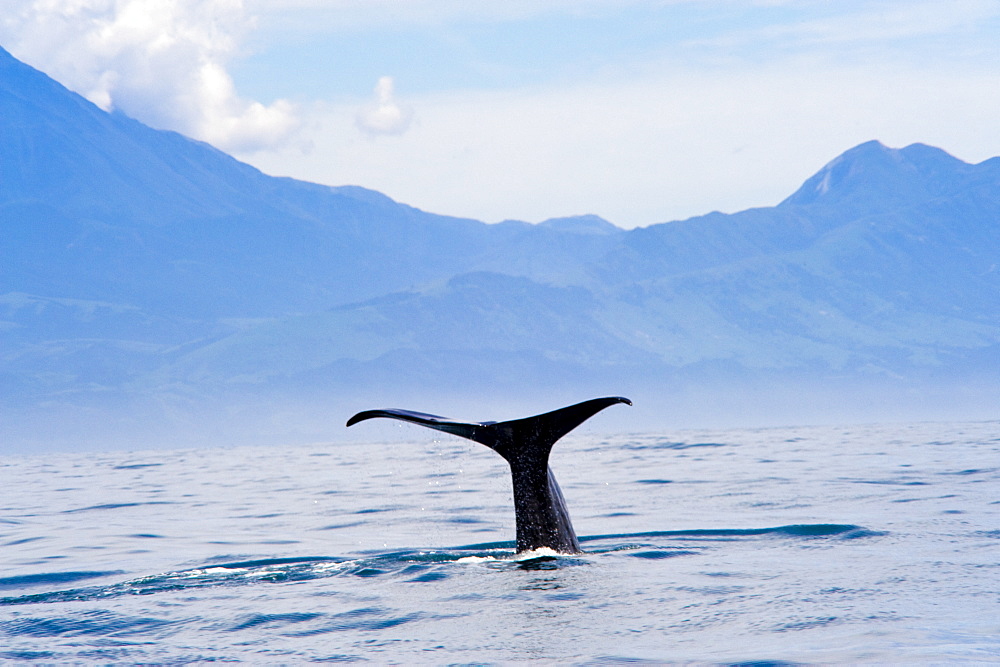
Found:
2,421 -> 998,663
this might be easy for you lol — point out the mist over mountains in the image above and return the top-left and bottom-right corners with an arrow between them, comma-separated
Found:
2,45 -> 998,451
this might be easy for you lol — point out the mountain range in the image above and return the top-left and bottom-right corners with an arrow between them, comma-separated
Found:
2,45 -> 998,451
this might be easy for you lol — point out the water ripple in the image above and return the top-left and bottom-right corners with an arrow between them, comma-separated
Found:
0,610 -> 180,638
62,502 -> 176,514
580,523 -> 879,542
0,571 -> 123,591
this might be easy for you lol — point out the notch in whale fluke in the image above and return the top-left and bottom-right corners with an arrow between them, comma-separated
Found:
346,396 -> 632,553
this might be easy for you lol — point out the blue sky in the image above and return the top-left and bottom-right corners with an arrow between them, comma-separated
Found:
3,0 -> 999,227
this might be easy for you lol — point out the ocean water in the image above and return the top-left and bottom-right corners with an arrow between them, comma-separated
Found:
1,420 -> 998,663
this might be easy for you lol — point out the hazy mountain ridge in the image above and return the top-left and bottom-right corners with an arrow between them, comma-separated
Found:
2,45 -> 998,449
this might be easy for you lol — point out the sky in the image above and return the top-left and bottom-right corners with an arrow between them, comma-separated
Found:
2,0 -> 999,228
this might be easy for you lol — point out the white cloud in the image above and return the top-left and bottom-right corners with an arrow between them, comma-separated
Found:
0,0 -> 299,153
355,76 -> 413,137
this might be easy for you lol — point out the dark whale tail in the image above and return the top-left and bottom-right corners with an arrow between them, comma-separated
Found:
346,396 -> 631,553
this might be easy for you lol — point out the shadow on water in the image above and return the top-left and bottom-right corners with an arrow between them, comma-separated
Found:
0,524 -> 880,607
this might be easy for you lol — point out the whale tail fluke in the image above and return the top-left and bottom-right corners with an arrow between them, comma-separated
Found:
346,396 -> 631,461
346,407 -> 491,443
345,396 -> 632,553
488,396 -> 632,462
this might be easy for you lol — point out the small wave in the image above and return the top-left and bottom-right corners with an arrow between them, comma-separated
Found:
0,571 -> 124,591
0,606 -> 425,642
0,558 -> 346,606
624,440 -> 730,451
0,550 -> 506,607
0,609 -> 179,639
852,479 -> 929,486
0,650 -> 57,661
772,615 -> 840,632
62,502 -> 176,514
626,549 -> 698,560
245,607 -> 424,636
3,537 -> 45,547
316,521 -> 366,531
227,611 -> 323,631
201,556 -> 342,570
407,570 -> 449,582
354,507 -> 400,515
580,524 -> 879,543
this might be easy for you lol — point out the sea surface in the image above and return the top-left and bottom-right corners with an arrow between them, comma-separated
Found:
1,420 -> 998,663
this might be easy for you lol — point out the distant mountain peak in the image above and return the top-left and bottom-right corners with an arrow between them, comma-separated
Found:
538,214 -> 620,235
781,140 -> 971,208
0,44 -> 20,65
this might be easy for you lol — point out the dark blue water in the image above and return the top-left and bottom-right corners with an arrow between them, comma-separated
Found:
2,421 -> 998,662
